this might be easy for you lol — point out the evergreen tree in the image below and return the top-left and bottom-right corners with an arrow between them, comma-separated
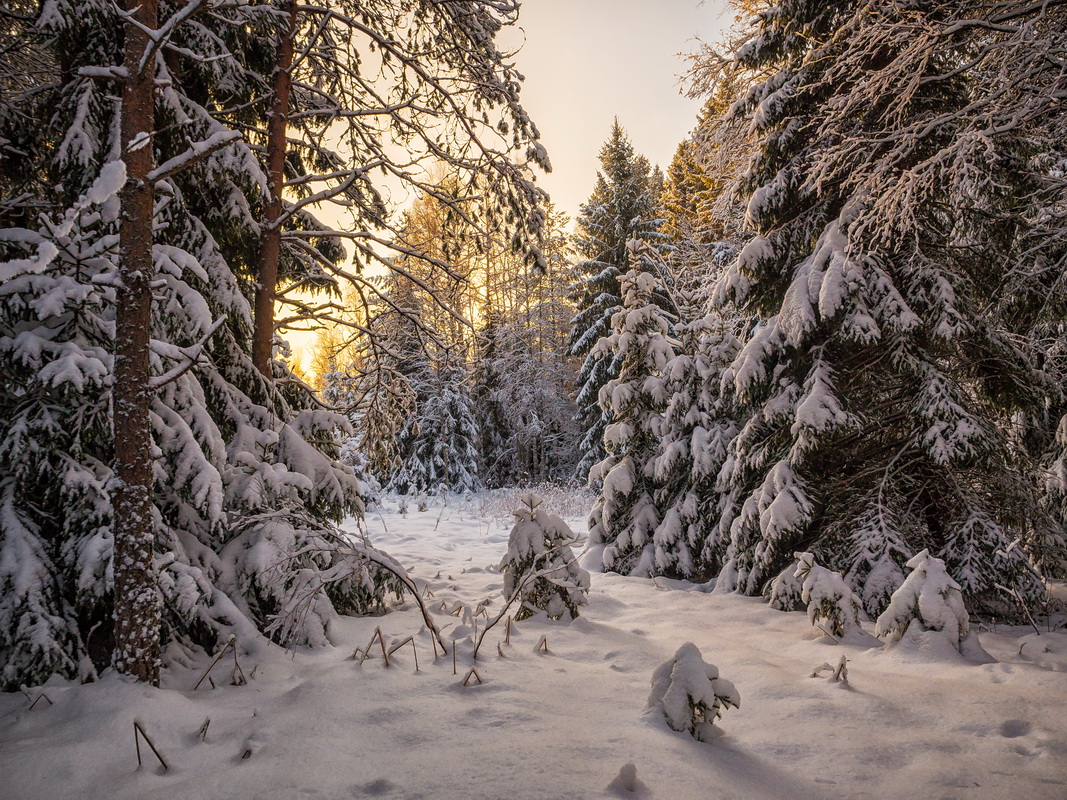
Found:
389,353 -> 481,496
569,121 -> 668,482
645,642 -> 740,742
589,256 -> 675,576
499,494 -> 589,621
0,1 -> 404,689
651,303 -> 740,580
875,549 -> 976,655
709,0 -> 1066,613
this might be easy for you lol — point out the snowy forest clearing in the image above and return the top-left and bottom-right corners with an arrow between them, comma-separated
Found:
2,495 -> 1065,800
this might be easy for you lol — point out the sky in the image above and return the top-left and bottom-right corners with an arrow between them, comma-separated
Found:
504,0 -> 735,221
291,0 -> 737,373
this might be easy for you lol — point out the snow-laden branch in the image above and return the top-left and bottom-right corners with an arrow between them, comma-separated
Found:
147,129 -> 243,184
148,316 -> 226,390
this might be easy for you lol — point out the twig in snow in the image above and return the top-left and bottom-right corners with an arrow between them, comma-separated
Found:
358,628 -> 390,667
536,635 -> 548,653
462,668 -> 482,686
811,662 -> 835,678
197,718 -> 210,742
996,582 -> 1042,636
28,693 -> 53,710
134,721 -> 168,771
231,641 -> 247,686
833,655 -> 849,684
386,636 -> 419,672
193,635 -> 237,690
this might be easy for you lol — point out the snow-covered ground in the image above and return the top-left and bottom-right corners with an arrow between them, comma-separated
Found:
3,493 -> 1066,800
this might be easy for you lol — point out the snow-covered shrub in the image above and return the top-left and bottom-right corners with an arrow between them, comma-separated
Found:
795,552 -> 864,639
646,642 -> 739,741
500,494 -> 590,620
766,559 -> 804,611
874,549 -> 972,652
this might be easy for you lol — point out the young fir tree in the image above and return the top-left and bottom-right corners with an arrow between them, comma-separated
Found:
500,494 -> 589,621
875,549 -> 973,653
794,552 -> 864,641
645,642 -> 740,742
709,0 -> 1065,614
568,120 -> 668,482
388,353 -> 481,496
651,295 -> 740,580
588,253 -> 676,576
0,1 -> 404,689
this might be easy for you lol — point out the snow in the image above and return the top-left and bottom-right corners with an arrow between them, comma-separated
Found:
2,497 -> 1067,799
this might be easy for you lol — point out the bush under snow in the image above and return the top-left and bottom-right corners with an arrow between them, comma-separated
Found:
646,642 -> 740,741
499,494 -> 590,620
795,552 -> 865,640
875,549 -> 979,656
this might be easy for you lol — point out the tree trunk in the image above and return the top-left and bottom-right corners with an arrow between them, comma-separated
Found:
114,0 -> 161,685
253,0 -> 298,377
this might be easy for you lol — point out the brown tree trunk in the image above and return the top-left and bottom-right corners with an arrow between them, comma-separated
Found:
114,0 -> 161,685
253,1 -> 298,377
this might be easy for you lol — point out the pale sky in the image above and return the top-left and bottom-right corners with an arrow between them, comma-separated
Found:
505,0 -> 734,221
291,1 -> 735,373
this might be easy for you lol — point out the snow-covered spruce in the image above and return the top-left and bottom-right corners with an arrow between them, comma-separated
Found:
766,558 -> 804,611
388,357 -> 481,496
500,494 -> 590,621
646,642 -> 739,742
874,549 -> 976,654
795,553 -> 864,640
651,308 -> 740,580
589,259 -> 676,576
0,1 -> 403,689
709,0 -> 1062,615
568,121 -> 670,483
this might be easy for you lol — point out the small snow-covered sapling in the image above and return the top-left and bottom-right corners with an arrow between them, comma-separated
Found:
767,558 -> 804,611
874,549 -> 972,652
646,642 -> 739,741
795,552 -> 864,639
499,494 -> 590,620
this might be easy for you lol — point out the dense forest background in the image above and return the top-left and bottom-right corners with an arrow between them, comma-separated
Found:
1,0 -> 1065,690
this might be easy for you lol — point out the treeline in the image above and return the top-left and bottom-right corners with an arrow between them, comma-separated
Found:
582,0 -> 1067,620
0,0 -> 546,689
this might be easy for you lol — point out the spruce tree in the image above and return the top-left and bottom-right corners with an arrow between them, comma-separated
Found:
0,1 -> 399,689
589,253 -> 676,576
711,0 -> 1066,613
651,304 -> 740,580
569,121 -> 668,482
389,353 -> 481,496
